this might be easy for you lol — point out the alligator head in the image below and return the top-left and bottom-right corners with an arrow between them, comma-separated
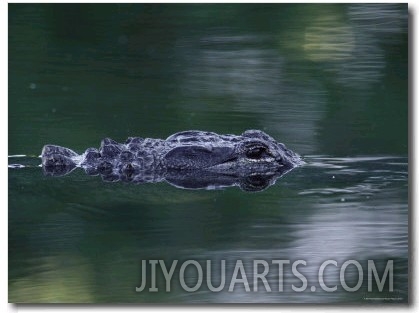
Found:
163,130 -> 302,174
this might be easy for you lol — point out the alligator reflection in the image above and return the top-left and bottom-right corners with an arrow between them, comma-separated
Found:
42,165 -> 296,192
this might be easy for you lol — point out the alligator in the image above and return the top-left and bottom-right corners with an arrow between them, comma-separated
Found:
41,130 -> 303,191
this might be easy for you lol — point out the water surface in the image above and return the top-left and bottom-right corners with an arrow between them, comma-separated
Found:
8,3 -> 408,303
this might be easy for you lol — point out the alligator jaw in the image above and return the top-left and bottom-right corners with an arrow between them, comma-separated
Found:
206,157 -> 288,175
163,145 -> 237,169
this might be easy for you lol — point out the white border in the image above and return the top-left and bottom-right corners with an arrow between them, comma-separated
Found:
3,1 -> 414,313
4,0 -> 415,3
3,0 -> 11,311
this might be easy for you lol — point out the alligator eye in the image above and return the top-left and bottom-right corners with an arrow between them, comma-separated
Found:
246,147 -> 267,159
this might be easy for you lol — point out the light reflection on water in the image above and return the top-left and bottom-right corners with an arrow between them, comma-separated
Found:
300,4 -> 406,89
167,156 -> 408,303
179,33 -> 327,155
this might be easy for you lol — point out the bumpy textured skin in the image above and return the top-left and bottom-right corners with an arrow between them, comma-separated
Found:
41,130 -> 302,191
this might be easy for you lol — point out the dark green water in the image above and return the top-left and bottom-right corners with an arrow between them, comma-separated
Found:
9,4 -> 408,303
